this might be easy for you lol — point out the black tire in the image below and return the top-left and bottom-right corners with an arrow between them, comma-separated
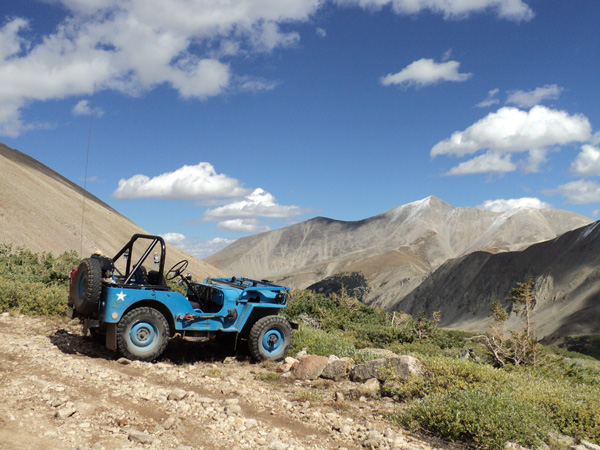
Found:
248,315 -> 293,362
72,258 -> 102,315
116,307 -> 170,362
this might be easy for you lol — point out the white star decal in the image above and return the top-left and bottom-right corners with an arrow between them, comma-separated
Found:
116,291 -> 126,302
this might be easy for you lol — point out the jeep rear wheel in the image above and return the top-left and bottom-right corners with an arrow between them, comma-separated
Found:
116,307 -> 169,362
248,315 -> 293,362
72,258 -> 102,315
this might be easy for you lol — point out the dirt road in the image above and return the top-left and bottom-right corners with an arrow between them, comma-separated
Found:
0,313 -> 451,450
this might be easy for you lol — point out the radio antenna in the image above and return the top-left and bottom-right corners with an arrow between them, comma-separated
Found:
80,88 -> 96,257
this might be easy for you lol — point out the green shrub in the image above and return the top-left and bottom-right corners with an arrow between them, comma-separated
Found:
290,324 -> 357,358
385,356 -> 508,401
397,389 -> 552,450
0,246 -> 79,316
510,368 -> 600,442
389,357 -> 600,448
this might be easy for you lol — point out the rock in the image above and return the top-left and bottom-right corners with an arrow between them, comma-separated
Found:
334,392 -> 345,403
548,433 -> 575,446
128,429 -> 154,444
292,355 -> 329,380
117,357 -> 131,365
163,416 -> 176,430
351,356 -> 423,383
505,443 -> 530,450
296,349 -> 309,359
268,441 -> 288,450
581,441 -> 600,450
168,388 -> 188,401
321,356 -> 354,381
225,404 -> 242,414
277,356 -> 299,373
54,406 -> 77,419
358,378 -> 381,396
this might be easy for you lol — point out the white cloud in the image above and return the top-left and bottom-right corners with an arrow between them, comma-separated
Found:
476,88 -> 500,108
552,179 -> 600,204
446,152 -> 516,175
72,99 -> 104,117
477,197 -> 552,212
381,58 -> 472,88
162,233 -> 235,259
161,232 -> 187,246
335,0 -> 534,21
570,145 -> 600,177
0,0 -> 323,136
431,105 -> 592,179
433,106 -> 592,176
432,106 -> 591,158
217,219 -> 271,233
203,188 -> 310,222
112,162 -> 250,200
316,27 -> 327,38
506,84 -> 563,108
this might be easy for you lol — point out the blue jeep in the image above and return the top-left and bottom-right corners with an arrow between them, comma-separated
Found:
68,234 -> 294,362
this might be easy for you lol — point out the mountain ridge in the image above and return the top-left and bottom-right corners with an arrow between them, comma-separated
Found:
400,220 -> 600,339
205,195 -> 593,315
0,142 -> 225,280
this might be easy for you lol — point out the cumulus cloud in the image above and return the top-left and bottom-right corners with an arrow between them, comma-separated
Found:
335,0 -> 534,21
552,180 -> 600,204
203,188 -> 310,222
570,145 -> 600,177
432,106 -> 592,176
432,106 -> 591,157
217,219 -> 271,233
0,0 -> 537,136
0,0 -> 323,136
162,233 -> 234,259
112,163 -> 250,200
477,197 -> 552,212
506,84 -> 563,108
446,152 -> 516,175
72,100 -> 104,117
381,59 -> 472,88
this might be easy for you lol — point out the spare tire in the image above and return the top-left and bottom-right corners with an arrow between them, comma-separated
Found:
72,257 -> 102,316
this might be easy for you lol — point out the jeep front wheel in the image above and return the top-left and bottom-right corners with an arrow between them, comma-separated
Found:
248,315 -> 293,362
116,307 -> 170,362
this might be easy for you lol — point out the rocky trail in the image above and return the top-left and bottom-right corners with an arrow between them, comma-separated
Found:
0,313 -> 459,450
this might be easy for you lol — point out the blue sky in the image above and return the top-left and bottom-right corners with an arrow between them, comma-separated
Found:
1,0 -> 599,258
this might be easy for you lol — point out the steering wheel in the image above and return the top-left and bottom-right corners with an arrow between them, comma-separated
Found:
166,260 -> 188,280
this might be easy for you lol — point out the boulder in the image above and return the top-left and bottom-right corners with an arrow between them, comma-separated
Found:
292,355 -> 329,380
321,356 -> 354,381
351,355 -> 422,383
358,378 -> 381,396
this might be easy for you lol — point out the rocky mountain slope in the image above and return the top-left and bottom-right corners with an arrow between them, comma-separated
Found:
205,196 -> 592,310
0,142 -> 224,279
400,221 -> 600,340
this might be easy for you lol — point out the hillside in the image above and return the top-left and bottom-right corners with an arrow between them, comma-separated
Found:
205,196 -> 592,310
400,220 -> 600,340
0,143 -> 225,280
